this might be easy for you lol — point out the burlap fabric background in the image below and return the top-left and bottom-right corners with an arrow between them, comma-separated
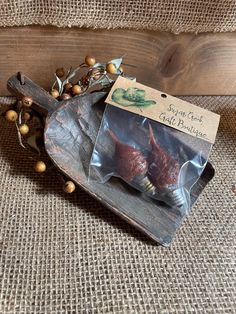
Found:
0,0 -> 235,33
0,95 -> 235,313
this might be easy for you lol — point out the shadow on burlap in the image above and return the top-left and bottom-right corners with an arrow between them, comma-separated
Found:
0,96 -> 235,313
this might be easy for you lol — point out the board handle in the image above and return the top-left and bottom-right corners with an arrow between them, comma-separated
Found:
7,73 -> 58,116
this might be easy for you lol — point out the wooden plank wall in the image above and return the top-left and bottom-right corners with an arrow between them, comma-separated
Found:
0,26 -> 235,95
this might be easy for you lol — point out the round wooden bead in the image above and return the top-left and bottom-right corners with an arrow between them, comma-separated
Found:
64,181 -> 76,193
64,83 -> 73,92
19,124 -> 29,135
85,56 -> 96,66
55,67 -> 65,78
22,112 -> 31,121
106,63 -> 117,74
61,93 -> 71,100
71,85 -> 82,95
50,89 -> 60,99
34,161 -> 46,173
22,96 -> 33,107
5,110 -> 18,122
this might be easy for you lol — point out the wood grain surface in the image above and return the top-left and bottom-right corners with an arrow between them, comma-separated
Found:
0,26 -> 236,95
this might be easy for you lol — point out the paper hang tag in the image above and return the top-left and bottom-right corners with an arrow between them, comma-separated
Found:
105,76 -> 220,144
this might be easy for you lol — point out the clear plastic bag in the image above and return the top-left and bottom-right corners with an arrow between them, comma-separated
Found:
89,105 -> 212,214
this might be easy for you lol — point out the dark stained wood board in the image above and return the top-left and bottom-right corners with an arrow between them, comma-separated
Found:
7,74 -> 215,246
0,26 -> 236,95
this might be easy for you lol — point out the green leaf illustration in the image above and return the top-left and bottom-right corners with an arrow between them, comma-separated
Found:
124,87 -> 145,102
111,87 -> 156,108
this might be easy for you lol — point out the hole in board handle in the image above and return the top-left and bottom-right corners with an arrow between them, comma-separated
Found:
161,93 -> 167,98
17,72 -> 25,85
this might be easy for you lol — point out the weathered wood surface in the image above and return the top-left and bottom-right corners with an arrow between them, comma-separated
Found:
7,74 -> 215,245
1,26 -> 236,95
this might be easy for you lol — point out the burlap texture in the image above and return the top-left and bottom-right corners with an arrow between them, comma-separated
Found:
0,96 -> 235,313
0,0 -> 236,33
